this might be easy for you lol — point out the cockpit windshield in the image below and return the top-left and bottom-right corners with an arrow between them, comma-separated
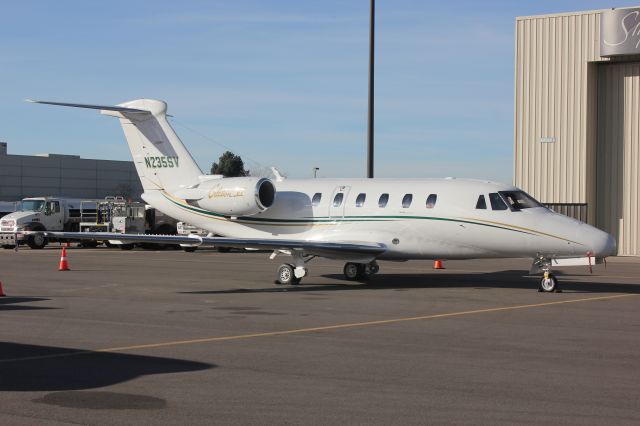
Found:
498,191 -> 543,210
19,200 -> 45,212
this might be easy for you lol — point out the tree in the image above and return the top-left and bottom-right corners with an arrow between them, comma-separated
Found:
210,151 -> 249,177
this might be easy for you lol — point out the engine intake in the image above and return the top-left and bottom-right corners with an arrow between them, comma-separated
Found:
196,177 -> 276,216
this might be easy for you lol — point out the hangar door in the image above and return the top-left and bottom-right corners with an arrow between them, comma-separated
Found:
597,63 -> 640,256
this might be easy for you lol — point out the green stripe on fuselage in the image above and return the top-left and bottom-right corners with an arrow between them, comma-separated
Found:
160,192 -> 535,235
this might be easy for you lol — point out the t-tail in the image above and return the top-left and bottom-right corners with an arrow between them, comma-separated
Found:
26,99 -> 202,193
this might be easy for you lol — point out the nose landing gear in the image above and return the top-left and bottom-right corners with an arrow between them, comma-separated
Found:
539,271 -> 560,292
533,257 -> 562,293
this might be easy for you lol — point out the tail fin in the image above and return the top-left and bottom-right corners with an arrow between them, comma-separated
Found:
28,99 -> 202,192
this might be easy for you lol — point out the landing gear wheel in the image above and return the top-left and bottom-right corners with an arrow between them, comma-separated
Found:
344,263 -> 368,281
367,262 -> 380,275
276,264 -> 295,285
539,273 -> 559,293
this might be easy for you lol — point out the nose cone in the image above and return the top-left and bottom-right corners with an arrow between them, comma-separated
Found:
580,225 -> 616,257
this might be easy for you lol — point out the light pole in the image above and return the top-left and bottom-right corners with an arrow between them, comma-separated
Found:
313,167 -> 319,178
367,0 -> 375,178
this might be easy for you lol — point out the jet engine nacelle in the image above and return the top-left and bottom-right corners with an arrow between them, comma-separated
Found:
196,177 -> 276,216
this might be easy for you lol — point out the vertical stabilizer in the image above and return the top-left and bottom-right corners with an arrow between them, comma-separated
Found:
27,98 -> 202,193
103,99 -> 202,192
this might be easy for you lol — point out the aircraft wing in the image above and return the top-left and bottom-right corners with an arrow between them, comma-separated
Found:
44,232 -> 387,261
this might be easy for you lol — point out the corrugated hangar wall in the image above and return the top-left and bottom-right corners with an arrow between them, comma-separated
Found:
514,9 -> 640,255
597,63 -> 640,256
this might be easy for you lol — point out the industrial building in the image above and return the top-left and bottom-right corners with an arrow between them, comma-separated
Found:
0,142 -> 143,202
515,7 -> 640,255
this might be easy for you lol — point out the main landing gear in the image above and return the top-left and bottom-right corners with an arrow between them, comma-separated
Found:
275,251 -> 310,285
534,257 -> 562,293
273,251 -> 380,285
343,262 -> 379,281
275,263 -> 308,285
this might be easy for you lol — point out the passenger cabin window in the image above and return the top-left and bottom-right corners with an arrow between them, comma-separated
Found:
312,193 -> 322,207
426,194 -> 437,209
332,193 -> 344,207
489,193 -> 508,210
499,191 -> 543,211
378,193 -> 389,208
402,194 -> 413,208
476,195 -> 487,209
356,193 -> 366,207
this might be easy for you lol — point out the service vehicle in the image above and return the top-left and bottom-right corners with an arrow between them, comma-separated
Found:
77,197 -> 178,250
0,197 -> 95,249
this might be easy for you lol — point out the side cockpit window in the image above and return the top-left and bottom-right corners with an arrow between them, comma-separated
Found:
312,193 -> 322,207
499,191 -> 543,211
489,193 -> 508,210
476,195 -> 487,209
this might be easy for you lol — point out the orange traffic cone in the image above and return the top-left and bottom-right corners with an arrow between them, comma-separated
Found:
433,260 -> 445,270
59,247 -> 70,271
0,281 -> 5,297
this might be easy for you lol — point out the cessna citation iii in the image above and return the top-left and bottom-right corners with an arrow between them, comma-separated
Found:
29,99 -> 616,292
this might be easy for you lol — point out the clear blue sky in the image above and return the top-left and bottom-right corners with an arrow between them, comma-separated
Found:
1,1 -> 637,182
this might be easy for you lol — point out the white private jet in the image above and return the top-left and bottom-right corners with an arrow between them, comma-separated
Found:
29,99 -> 615,292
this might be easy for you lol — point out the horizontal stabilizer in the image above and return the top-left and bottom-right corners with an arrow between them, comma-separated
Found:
25,99 -> 149,114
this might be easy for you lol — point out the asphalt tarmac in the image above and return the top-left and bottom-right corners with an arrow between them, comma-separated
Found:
0,246 -> 639,425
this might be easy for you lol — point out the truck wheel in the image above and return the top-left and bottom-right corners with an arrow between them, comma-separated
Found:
120,244 -> 135,251
80,241 -> 99,248
27,233 -> 47,249
2,245 -> 16,250
183,247 -> 197,253
147,224 -> 178,250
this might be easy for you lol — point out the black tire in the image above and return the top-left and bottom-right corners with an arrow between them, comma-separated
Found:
276,264 -> 295,285
26,233 -> 47,249
344,262 -> 364,281
146,224 -> 179,250
539,273 -> 558,292
217,247 -> 232,253
367,263 -> 380,275
80,241 -> 99,248
2,245 -> 15,250
183,247 -> 197,253
120,244 -> 135,251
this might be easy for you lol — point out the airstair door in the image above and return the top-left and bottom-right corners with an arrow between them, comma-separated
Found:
329,186 -> 350,221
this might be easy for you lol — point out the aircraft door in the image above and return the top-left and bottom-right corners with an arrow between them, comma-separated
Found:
329,186 -> 351,221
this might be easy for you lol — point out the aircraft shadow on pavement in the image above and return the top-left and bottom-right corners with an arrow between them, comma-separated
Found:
0,297 -> 58,311
179,270 -> 640,295
0,342 -> 214,392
